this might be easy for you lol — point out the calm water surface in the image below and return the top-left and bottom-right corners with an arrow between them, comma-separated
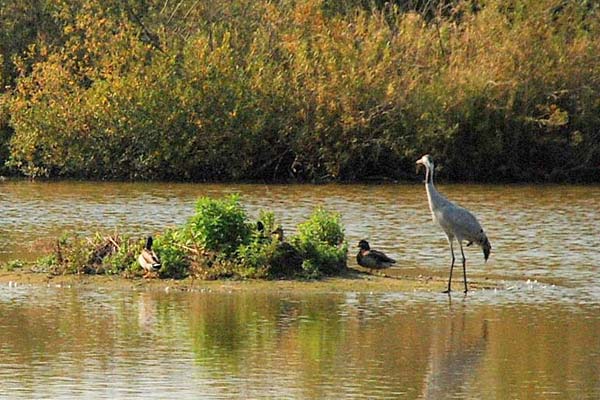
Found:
0,181 -> 599,398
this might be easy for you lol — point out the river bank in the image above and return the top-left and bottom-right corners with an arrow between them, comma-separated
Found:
0,268 -> 502,294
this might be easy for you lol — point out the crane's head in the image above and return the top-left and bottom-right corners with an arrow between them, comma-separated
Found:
415,154 -> 434,171
357,240 -> 370,250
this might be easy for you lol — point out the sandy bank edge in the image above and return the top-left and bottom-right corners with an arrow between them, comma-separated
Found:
0,268 -> 502,294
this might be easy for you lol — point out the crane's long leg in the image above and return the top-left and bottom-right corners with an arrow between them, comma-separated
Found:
444,237 -> 455,293
459,241 -> 468,293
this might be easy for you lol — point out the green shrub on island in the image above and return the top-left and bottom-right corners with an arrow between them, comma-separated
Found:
152,229 -> 190,279
237,210 -> 305,278
292,208 -> 348,276
184,195 -> 252,257
32,196 -> 348,279
236,210 -> 279,273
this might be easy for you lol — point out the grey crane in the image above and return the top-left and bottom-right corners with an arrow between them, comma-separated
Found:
416,154 -> 491,293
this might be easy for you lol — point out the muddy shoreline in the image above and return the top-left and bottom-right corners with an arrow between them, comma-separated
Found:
0,268 -> 502,293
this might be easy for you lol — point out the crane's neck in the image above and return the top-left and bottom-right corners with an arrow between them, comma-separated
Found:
424,162 -> 444,214
425,163 -> 433,185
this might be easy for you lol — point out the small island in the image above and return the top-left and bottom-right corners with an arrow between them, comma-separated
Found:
5,194 -> 349,281
1,194 -> 501,293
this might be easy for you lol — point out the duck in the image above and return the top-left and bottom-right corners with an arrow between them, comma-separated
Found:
138,236 -> 161,278
268,226 -> 303,276
271,226 -> 285,242
356,239 -> 396,273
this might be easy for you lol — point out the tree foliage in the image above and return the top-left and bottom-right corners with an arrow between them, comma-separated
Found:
1,0 -> 598,182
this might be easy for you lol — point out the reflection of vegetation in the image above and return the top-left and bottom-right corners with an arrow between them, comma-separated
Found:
186,293 -> 348,378
0,287 -> 598,398
31,195 -> 347,279
294,296 -> 347,369
0,0 -> 598,182
188,294 -> 278,372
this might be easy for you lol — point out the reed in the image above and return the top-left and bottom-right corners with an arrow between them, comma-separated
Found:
1,0 -> 598,181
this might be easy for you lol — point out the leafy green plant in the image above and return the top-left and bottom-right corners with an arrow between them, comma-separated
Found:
153,229 -> 190,278
292,207 -> 348,276
296,207 -> 345,246
185,195 -> 251,257
236,231 -> 276,272
36,254 -> 58,272
237,210 -> 305,278
237,210 -> 277,268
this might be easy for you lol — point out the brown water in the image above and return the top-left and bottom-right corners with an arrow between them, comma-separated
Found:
1,181 -> 599,398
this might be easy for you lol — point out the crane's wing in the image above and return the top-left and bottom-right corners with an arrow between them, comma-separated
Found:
439,204 -> 486,243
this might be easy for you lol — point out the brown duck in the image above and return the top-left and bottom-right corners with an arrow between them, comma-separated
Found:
356,240 -> 396,272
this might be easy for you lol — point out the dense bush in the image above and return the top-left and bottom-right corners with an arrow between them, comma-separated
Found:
184,195 -> 251,257
32,196 -> 348,279
236,211 -> 278,274
153,229 -> 190,279
1,0 -> 598,182
292,208 -> 348,276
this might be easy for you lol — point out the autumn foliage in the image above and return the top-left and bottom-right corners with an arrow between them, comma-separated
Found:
0,0 -> 598,182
